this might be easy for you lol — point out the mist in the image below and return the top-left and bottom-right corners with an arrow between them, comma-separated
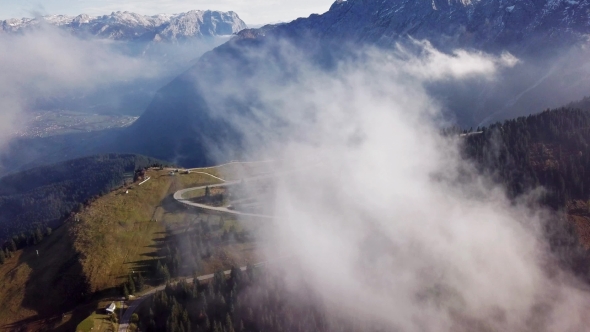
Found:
0,24 -> 226,152
199,41 -> 590,330
423,43 -> 590,127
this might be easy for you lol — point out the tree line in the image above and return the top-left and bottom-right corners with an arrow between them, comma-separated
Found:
118,218 -> 252,301
136,266 -> 335,332
461,107 -> 590,279
0,154 -> 169,244
462,108 -> 590,209
0,226 -> 52,265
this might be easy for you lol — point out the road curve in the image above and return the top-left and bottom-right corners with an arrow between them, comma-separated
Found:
173,180 -> 274,219
118,265 -> 262,332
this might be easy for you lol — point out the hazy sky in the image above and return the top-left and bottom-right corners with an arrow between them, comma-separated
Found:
0,0 -> 335,26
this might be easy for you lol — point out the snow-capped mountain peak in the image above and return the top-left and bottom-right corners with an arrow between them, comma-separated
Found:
260,0 -> 590,52
0,10 -> 248,41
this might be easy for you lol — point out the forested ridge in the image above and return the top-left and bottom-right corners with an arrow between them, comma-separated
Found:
463,108 -> 590,209
0,153 -> 169,242
456,105 -> 590,278
138,267 -> 339,332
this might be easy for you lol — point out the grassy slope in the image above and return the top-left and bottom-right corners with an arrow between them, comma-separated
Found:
0,162 -> 272,330
0,223 -> 82,329
69,169 -> 225,293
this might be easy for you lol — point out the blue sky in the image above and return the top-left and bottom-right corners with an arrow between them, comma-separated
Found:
0,0 -> 335,26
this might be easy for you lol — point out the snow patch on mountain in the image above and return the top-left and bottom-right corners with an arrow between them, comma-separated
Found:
255,0 -> 590,52
0,10 -> 248,41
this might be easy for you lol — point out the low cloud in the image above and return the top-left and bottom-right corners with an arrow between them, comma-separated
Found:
200,40 -> 590,330
399,40 -> 519,81
0,24 -> 224,153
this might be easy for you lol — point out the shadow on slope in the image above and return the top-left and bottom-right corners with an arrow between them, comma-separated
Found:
0,223 -> 91,331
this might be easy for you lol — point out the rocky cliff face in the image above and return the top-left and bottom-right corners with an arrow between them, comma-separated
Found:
240,0 -> 590,52
0,10 -> 247,41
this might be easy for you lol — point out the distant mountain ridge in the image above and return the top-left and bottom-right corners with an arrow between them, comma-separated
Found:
240,0 -> 590,52
0,10 -> 248,41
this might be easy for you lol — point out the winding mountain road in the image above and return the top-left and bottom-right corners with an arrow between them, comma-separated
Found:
118,164 -> 294,330
173,181 -> 274,219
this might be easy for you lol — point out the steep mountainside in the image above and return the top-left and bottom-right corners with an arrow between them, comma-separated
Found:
0,10 -> 247,41
260,0 -> 590,52
462,108 -> 590,257
118,0 -> 590,166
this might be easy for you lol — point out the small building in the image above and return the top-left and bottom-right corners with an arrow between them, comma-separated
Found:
106,302 -> 116,314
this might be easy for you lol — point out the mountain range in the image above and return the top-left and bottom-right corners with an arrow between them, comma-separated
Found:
266,0 -> 590,52
0,10 -> 248,41
115,0 -> 590,167
3,0 -> 590,171
4,1 -> 590,330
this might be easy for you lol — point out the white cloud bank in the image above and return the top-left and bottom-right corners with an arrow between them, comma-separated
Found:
219,42 -> 590,330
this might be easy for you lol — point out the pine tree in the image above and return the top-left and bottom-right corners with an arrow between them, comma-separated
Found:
156,259 -> 163,275
162,264 -> 171,282
122,283 -> 129,299
136,272 -> 145,291
205,315 -> 211,330
128,274 -> 136,294
9,239 -> 16,252
156,260 -> 171,281
214,321 -> 222,332
226,314 -> 235,332
0,249 -> 5,265
34,227 -> 43,244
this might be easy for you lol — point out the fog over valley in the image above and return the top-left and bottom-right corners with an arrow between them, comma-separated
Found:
0,11 -> 242,173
